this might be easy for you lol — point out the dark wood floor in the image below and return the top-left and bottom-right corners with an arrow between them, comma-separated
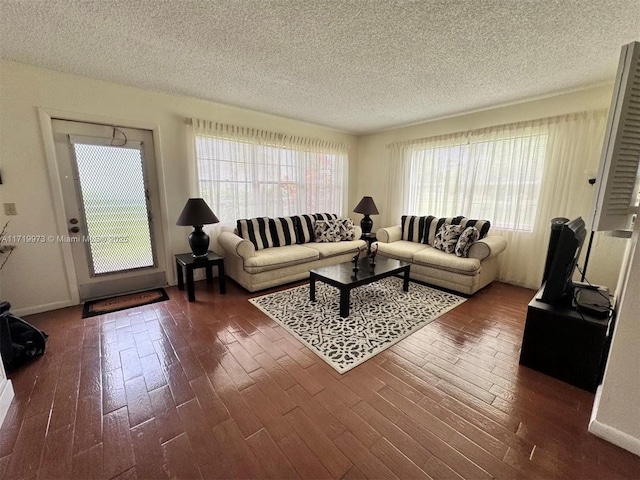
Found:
1,278 -> 639,480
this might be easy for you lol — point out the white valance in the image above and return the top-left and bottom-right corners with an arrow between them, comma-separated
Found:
188,118 -> 349,153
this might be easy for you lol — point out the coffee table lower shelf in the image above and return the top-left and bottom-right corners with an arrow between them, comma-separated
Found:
309,257 -> 411,317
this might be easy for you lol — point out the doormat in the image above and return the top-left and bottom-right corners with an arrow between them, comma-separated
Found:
249,277 -> 465,373
82,288 -> 169,318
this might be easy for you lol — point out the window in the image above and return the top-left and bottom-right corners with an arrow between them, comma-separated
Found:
409,131 -> 547,232
195,135 -> 346,222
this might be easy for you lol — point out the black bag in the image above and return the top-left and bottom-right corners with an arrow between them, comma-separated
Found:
0,301 -> 48,372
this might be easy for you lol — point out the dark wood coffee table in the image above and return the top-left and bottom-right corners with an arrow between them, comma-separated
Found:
309,257 -> 411,317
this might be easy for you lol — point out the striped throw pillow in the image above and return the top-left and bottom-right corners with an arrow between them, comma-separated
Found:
455,217 -> 491,239
292,214 -> 316,244
237,217 -> 273,250
401,215 -> 428,243
313,213 -> 339,222
269,217 -> 298,247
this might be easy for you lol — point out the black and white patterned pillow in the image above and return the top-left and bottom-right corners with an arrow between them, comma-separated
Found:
314,218 -> 356,242
337,218 -> 356,240
455,226 -> 480,257
314,220 -> 342,242
433,224 -> 465,254
425,216 -> 464,245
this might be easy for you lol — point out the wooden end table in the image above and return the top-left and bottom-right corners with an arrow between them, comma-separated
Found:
175,251 -> 226,302
361,232 -> 377,254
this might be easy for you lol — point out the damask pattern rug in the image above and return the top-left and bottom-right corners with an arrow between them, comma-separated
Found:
249,277 -> 465,373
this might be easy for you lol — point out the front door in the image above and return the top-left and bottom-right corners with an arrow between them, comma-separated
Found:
52,119 -> 167,301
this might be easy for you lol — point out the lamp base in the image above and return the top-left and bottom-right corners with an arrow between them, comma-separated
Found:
360,215 -> 373,235
188,226 -> 210,257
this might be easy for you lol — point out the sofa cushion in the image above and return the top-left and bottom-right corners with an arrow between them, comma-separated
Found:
291,214 -> 316,244
401,215 -> 432,243
244,245 -> 319,273
313,213 -> 339,222
455,217 -> 491,239
375,240 -> 429,262
401,215 -> 464,245
314,218 -> 357,242
237,217 -> 273,250
426,216 -> 465,245
413,247 -> 481,275
314,220 -> 343,242
433,224 -> 465,254
455,226 -> 480,257
337,218 -> 357,240
304,239 -> 365,259
269,217 -> 298,247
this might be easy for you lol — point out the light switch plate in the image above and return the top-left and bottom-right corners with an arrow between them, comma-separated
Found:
3,203 -> 17,215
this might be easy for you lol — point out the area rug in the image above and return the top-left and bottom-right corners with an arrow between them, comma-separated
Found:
82,288 -> 169,318
249,277 -> 465,373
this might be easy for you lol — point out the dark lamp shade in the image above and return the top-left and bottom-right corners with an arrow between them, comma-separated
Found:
353,196 -> 379,215
176,198 -> 220,226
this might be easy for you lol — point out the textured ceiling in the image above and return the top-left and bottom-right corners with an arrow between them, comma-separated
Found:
1,1 -> 639,134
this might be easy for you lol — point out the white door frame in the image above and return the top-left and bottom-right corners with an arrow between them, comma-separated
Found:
38,108 -> 174,306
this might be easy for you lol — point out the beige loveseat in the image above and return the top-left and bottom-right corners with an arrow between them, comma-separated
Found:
374,216 -> 507,295
218,214 -> 367,292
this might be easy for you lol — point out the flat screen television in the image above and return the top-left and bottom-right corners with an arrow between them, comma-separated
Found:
540,217 -> 587,304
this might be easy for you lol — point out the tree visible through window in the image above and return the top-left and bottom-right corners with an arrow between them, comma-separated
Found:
195,136 -> 346,222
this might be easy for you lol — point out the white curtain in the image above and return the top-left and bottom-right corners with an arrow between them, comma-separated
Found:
187,119 -> 349,252
384,143 -> 412,228
386,110 -> 608,288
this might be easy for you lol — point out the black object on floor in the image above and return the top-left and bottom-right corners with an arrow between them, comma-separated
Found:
0,301 -> 48,372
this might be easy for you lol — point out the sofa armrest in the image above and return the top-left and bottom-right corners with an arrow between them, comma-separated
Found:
354,225 -> 363,238
376,225 -> 402,243
468,235 -> 507,261
218,231 -> 256,261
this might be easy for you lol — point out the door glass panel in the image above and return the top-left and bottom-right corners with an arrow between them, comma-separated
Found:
73,143 -> 155,274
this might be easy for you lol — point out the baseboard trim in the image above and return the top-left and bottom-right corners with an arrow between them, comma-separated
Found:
0,378 -> 15,428
12,300 -> 76,317
589,416 -> 640,456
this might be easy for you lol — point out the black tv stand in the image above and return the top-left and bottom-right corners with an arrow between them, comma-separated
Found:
519,286 -> 614,393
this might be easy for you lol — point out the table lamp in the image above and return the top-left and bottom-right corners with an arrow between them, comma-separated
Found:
353,196 -> 379,235
176,198 -> 219,257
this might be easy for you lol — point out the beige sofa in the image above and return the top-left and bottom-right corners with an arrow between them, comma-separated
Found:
374,224 -> 507,295
218,225 -> 367,292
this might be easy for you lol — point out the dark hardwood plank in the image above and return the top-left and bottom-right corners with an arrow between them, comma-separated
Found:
0,280 -> 637,480
102,407 -> 135,479
4,411 -> 49,479
245,428 -> 300,479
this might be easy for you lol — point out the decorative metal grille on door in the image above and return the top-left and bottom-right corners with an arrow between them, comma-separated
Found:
72,142 -> 155,275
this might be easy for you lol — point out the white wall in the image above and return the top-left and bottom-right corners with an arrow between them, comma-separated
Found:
0,60 -> 358,314
356,85 -> 628,291
589,219 -> 640,456
2,59 -> 635,454
0,354 -> 14,429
